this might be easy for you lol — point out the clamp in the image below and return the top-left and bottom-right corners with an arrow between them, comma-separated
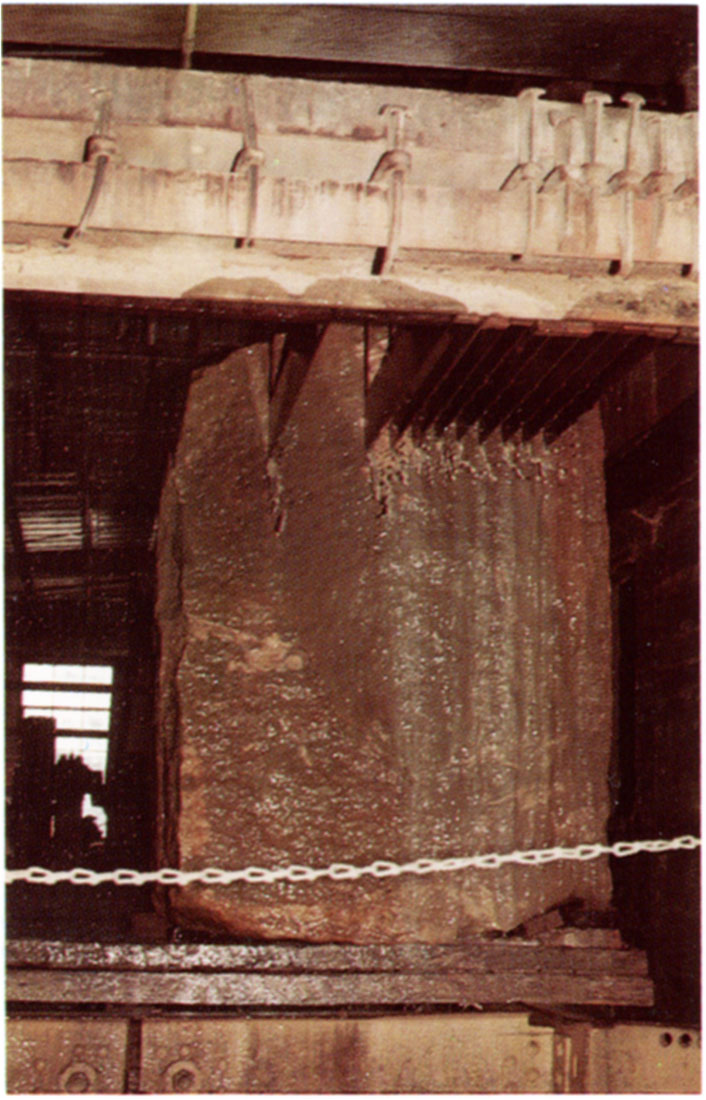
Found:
232,78 -> 265,248
541,111 -> 586,252
63,89 -> 116,245
501,88 -> 547,258
607,92 -> 645,274
369,105 -> 411,275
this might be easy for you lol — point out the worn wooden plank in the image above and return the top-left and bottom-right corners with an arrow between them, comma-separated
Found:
6,939 -> 649,976
2,4 -> 188,52
7,968 -> 654,1007
605,392 -> 699,515
2,5 -> 695,91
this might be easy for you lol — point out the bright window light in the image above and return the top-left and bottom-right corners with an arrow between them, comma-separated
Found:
21,665 -> 115,842
81,794 -> 108,838
22,663 -> 114,686
21,689 -> 112,710
24,707 -> 111,732
54,738 -> 110,838
54,736 -> 109,779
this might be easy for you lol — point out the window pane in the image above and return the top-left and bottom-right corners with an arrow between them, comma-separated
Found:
81,793 -> 108,838
22,689 -> 112,710
55,735 -> 109,778
23,664 -> 114,685
25,707 -> 111,732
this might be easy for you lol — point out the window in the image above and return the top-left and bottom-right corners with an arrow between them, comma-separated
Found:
21,663 -> 114,837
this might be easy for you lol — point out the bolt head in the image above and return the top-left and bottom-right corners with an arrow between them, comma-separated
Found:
621,92 -> 646,109
582,91 -> 613,106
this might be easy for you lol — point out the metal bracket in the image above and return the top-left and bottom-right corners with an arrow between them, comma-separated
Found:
501,88 -> 546,259
232,78 -> 265,248
607,92 -> 645,275
580,90 -> 613,256
63,89 -> 116,245
541,112 -> 586,252
640,115 -> 677,258
673,112 -> 698,203
369,104 -> 411,275
672,112 -> 698,274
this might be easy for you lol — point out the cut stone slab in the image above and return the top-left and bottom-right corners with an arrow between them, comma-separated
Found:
156,323 -> 612,942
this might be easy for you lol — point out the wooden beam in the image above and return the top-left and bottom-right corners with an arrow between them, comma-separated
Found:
477,334 -> 553,441
6,938 -> 650,977
2,5 -> 695,93
7,968 -> 654,1008
518,331 -> 619,441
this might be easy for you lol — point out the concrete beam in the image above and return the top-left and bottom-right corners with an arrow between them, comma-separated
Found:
3,61 -> 698,266
4,158 -> 697,266
4,229 -> 699,330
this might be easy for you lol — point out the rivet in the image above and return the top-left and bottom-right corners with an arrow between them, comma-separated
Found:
58,1062 -> 97,1094
165,1059 -> 201,1094
65,1071 -> 90,1093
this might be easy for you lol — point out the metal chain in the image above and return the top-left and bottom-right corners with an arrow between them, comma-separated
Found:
5,835 -> 699,887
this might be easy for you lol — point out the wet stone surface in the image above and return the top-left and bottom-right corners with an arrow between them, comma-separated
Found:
156,323 -> 612,941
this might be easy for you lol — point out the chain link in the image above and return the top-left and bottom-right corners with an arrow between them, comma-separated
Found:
5,835 -> 699,887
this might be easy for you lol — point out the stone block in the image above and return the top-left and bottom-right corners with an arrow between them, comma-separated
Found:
156,323 -> 612,941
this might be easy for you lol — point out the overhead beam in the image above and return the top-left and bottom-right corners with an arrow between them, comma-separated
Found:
3,60 -> 698,272
2,5 -> 695,94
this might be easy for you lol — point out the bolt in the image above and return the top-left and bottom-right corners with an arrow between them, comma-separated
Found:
64,1071 -> 90,1093
641,115 -> 675,196
581,91 -> 613,186
519,87 -> 547,166
172,1068 -> 196,1092
621,93 -> 646,176
380,104 -> 410,149
91,88 -> 112,138
603,92 -> 645,273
